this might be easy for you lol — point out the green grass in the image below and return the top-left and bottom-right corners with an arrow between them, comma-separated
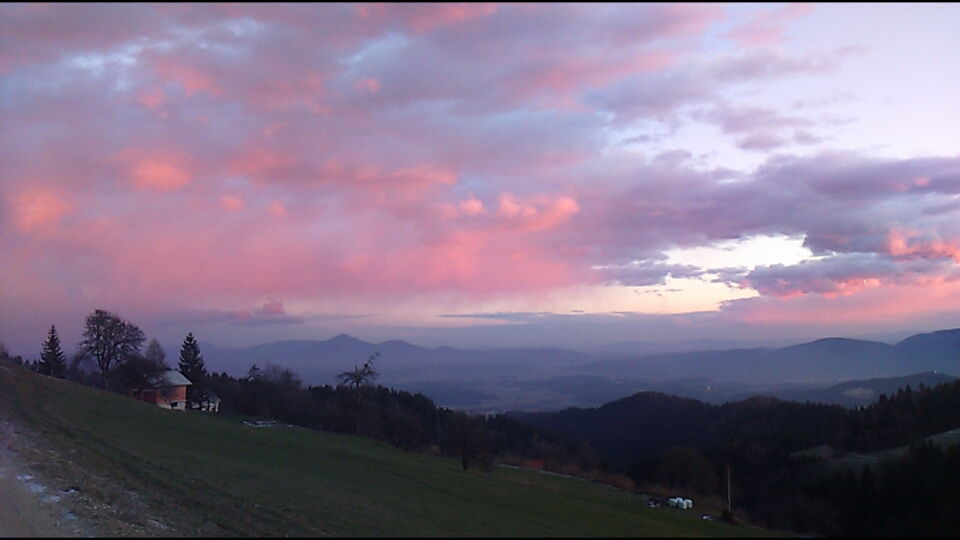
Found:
0,360 -> 777,537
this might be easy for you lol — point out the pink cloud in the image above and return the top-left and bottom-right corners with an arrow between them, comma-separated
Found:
220,195 -> 245,211
353,77 -> 381,94
113,149 -> 193,192
231,148 -> 302,183
724,3 -> 814,48
136,86 -> 167,110
399,3 -> 499,33
508,50 -> 678,110
724,279 -> 960,328
9,188 -> 72,232
245,72 -> 329,113
391,228 -> 592,296
888,229 -> 960,263
458,196 -> 486,216
268,201 -> 287,218
384,163 -> 458,187
257,300 -> 286,316
495,194 -> 580,232
153,58 -> 223,97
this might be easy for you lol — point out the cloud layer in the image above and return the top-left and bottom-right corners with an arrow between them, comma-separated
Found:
2,3 -> 959,353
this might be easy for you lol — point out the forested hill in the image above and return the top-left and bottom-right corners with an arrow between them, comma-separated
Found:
513,378 -> 960,465
512,392 -> 847,464
514,379 -> 960,536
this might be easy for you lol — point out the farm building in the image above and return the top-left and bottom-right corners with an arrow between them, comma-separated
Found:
130,369 -> 192,411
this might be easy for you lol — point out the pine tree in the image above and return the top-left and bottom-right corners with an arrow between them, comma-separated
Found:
178,332 -> 208,408
39,325 -> 67,378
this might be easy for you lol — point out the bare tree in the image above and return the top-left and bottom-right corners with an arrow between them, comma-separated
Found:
336,352 -> 380,434
447,412 -> 491,472
77,309 -> 145,390
336,352 -> 380,390
144,338 -> 169,369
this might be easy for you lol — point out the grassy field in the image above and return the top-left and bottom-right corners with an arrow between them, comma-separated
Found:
793,427 -> 960,472
0,360 -> 777,537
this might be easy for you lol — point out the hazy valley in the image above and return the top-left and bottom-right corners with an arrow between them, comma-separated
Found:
199,328 -> 960,412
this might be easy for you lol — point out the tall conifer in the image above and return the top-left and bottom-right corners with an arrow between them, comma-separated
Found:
39,325 -> 66,378
178,332 -> 208,407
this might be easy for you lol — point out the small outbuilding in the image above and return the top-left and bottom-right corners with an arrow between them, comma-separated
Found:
130,370 -> 192,411
196,391 -> 221,413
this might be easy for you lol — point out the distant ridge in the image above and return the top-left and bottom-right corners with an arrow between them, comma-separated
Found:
894,328 -> 960,371
199,333 -> 597,388
198,328 -> 960,410
585,329 -> 960,385
738,371 -> 958,408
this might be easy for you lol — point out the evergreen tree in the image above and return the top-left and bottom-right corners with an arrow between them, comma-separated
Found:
39,325 -> 67,377
178,332 -> 208,408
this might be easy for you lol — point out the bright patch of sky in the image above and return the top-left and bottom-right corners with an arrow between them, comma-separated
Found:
665,234 -> 816,270
537,235 -> 819,317
582,235 -> 818,316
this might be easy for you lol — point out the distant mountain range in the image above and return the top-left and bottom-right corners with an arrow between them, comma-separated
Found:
200,333 -> 594,385
198,328 -> 960,411
584,329 -> 960,384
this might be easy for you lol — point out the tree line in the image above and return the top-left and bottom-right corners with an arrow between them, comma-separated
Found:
1,310 -> 610,479
518,381 -> 960,536
4,309 -> 211,409
204,356 -> 608,475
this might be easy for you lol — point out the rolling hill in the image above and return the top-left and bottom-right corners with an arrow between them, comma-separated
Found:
513,392 -> 847,464
755,371 -> 958,408
585,329 -> 960,385
0,359 -> 769,537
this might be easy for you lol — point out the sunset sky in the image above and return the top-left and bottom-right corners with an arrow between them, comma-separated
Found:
2,3 -> 959,356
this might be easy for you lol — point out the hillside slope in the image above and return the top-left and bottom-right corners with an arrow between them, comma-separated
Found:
0,360 -> 769,537
759,371 -> 958,407
515,392 -> 847,464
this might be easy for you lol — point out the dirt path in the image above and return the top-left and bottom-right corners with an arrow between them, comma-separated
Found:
0,422 -> 91,537
0,414 -> 183,538
0,464 -> 39,537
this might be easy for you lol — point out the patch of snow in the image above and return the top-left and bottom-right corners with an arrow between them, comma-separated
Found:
25,482 -> 46,494
16,473 -> 47,494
